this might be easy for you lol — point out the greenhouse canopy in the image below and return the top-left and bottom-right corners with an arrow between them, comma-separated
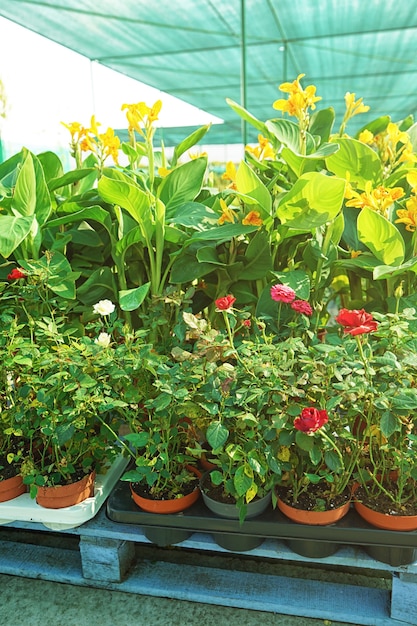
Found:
1,0 -> 416,143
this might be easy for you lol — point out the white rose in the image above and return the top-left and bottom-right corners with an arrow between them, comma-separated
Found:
93,299 -> 115,316
94,332 -> 111,348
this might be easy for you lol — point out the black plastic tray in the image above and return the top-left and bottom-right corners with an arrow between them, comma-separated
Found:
107,480 -> 417,549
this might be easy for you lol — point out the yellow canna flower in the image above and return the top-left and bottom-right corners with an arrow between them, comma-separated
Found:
358,129 -> 374,144
61,121 -> 83,140
242,210 -> 263,226
350,250 -> 362,258
99,127 -> 120,165
345,181 -> 405,216
387,122 -> 409,145
218,198 -> 238,225
189,151 -> 208,159
158,166 -> 171,177
395,207 -> 417,232
221,161 -> 237,189
148,99 -> 162,123
398,146 -> 417,164
407,170 -> 417,190
273,74 -> 321,122
344,92 -> 370,117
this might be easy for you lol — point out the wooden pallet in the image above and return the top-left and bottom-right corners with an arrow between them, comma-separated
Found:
1,506 -> 417,626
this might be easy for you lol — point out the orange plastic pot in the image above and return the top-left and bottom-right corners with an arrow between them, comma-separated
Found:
36,471 -> 95,509
0,473 -> 26,503
278,497 -> 351,526
130,466 -> 201,514
354,500 -> 417,531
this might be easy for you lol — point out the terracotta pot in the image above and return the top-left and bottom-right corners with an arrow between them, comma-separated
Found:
277,496 -> 351,526
0,473 -> 26,503
354,500 -> 417,531
130,466 -> 201,514
36,471 -> 95,509
199,452 -> 217,472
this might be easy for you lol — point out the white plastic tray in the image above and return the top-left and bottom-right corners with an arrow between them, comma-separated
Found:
0,454 -> 129,530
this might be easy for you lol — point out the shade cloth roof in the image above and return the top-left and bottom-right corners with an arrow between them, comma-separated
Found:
1,0 -> 417,144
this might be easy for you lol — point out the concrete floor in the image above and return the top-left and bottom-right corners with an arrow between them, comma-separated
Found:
0,572 -> 351,626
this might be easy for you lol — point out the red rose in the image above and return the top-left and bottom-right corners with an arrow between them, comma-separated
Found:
7,268 -> 26,281
335,308 -> 378,335
270,284 -> 296,303
242,319 -> 251,327
215,295 -> 236,310
294,407 -> 329,434
291,299 -> 313,317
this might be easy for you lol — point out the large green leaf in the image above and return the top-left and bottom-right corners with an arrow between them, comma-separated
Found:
277,172 -> 345,229
165,201 -> 216,228
0,214 -> 35,257
98,174 -> 152,236
172,125 -> 211,166
76,267 -> 117,305
373,256 -> 417,280
14,151 -> 51,227
187,222 -> 258,245
119,283 -> 151,311
242,229 -> 273,280
236,160 -> 271,213
357,207 -> 405,266
226,98 -> 267,134
206,421 -> 229,449
48,168 -> 96,192
326,137 -> 382,188
159,157 -> 207,212
309,107 -> 335,143
47,205 -> 113,236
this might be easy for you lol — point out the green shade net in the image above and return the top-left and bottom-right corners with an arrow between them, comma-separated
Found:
0,0 -> 416,144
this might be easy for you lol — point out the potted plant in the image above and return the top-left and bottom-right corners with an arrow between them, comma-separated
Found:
333,305 -> 417,530
0,268 -> 131,508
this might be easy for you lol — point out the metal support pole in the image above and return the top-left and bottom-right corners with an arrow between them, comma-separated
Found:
240,0 -> 247,148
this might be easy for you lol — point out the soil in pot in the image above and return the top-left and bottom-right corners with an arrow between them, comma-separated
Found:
36,471 -> 95,509
354,484 -> 417,531
130,466 -> 201,515
0,460 -> 26,503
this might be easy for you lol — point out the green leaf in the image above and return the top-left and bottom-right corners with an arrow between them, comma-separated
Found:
76,267 -> 117,305
206,422 -> 229,449
380,412 -> 401,438
357,207 -> 404,265
98,174 -> 152,235
14,151 -> 51,227
326,137 -> 382,188
295,430 -> 314,451
166,201 -> 216,227
309,107 -> 336,143
373,256 -> 417,280
48,168 -> 96,192
159,157 -> 208,212
234,465 -> 253,497
172,125 -> 211,166
0,214 -> 34,257
119,283 -> 151,311
277,172 -> 345,230
236,160 -> 271,213
243,229 -> 273,280
124,432 -> 150,448
226,98 -> 267,134
188,223 -> 258,243
324,450 -> 343,472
